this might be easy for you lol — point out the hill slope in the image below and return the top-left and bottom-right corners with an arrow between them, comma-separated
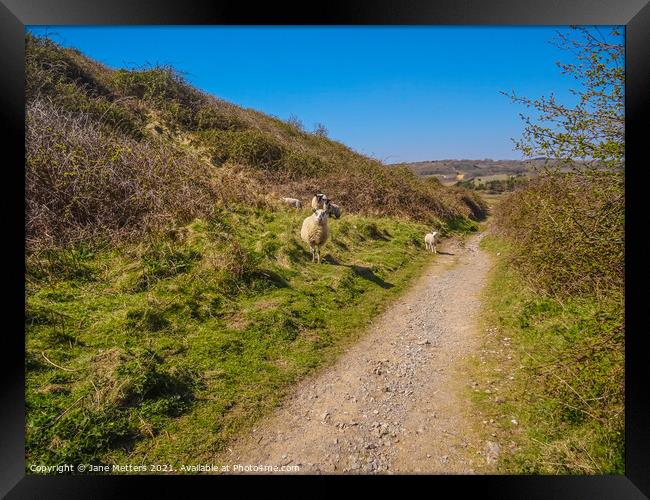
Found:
26,34 -> 487,251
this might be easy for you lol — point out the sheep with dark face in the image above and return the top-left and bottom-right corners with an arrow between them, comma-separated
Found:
326,201 -> 342,219
311,193 -> 329,210
424,229 -> 438,254
301,208 -> 330,263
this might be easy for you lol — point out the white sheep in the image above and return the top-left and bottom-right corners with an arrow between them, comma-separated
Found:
281,197 -> 303,209
424,230 -> 438,254
311,193 -> 329,210
300,208 -> 330,263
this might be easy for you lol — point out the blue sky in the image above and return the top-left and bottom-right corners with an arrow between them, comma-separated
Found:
27,26 -> 623,162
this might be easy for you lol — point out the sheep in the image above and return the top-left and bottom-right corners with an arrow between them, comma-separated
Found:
311,193 -> 329,210
424,230 -> 439,254
281,197 -> 303,209
300,208 -> 330,263
326,201 -> 342,219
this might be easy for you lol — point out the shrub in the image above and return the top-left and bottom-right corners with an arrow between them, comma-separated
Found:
25,99 -> 218,251
494,171 -> 623,298
313,123 -> 328,137
287,114 -> 304,131
199,129 -> 285,170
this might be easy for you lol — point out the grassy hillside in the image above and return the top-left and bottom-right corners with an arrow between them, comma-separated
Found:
26,34 -> 486,252
25,34 -> 487,469
27,209 -> 436,466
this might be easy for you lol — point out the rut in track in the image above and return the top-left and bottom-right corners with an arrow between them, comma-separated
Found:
223,231 -> 495,474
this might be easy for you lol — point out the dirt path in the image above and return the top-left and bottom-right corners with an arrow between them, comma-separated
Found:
223,231 -> 494,474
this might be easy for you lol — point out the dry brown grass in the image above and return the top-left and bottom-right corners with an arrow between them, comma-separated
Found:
26,98 -> 220,251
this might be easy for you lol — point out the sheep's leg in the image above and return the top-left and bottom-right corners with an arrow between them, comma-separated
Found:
310,245 -> 315,262
316,246 -> 321,264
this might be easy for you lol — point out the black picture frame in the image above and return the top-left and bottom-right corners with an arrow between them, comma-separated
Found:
2,0 -> 648,497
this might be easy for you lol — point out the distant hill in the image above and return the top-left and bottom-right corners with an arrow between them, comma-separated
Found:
387,159 -> 580,185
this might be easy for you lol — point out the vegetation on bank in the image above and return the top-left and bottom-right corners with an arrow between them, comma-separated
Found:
471,234 -> 623,474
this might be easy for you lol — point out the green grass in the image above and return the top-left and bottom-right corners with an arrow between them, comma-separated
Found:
26,205 -> 436,470
468,234 -> 624,474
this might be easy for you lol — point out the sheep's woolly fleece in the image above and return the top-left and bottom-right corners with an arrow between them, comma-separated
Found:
300,209 -> 330,248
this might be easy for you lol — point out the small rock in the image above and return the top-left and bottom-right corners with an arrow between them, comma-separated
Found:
511,419 -> 518,425
485,441 -> 501,464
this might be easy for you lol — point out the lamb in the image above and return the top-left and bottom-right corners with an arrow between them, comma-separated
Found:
311,193 -> 329,210
300,208 -> 330,263
424,230 -> 439,254
281,197 -> 303,209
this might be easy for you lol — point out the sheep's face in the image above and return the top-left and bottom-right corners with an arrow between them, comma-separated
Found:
314,209 -> 328,224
